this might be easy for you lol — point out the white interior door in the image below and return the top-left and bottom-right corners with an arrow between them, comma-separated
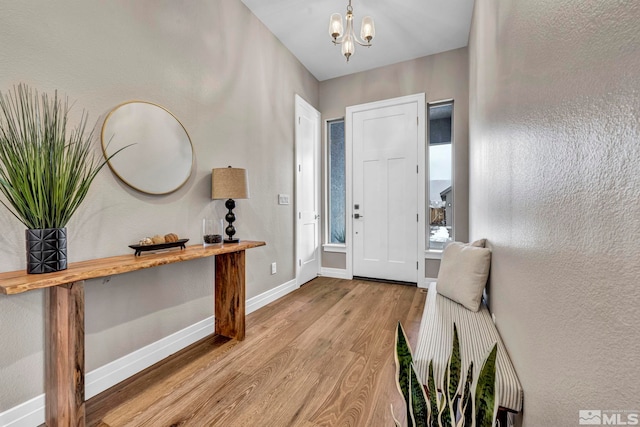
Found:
350,98 -> 420,283
295,95 -> 321,286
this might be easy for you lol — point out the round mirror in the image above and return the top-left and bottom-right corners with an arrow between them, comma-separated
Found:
101,101 -> 194,195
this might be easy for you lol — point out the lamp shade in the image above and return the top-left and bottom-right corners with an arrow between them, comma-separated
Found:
211,167 -> 249,199
360,16 -> 375,42
329,13 -> 343,39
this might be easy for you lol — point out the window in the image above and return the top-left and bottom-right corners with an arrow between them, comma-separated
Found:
327,119 -> 346,244
428,102 -> 453,250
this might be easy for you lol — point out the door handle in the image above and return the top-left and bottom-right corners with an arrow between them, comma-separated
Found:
354,213 -> 364,219
315,214 -> 320,220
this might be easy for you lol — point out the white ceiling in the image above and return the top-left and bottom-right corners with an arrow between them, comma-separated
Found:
240,0 -> 475,81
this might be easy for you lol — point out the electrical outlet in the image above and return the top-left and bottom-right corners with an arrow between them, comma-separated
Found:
278,194 -> 290,205
271,262 -> 277,275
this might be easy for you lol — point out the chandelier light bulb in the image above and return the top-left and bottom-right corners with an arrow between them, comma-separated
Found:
329,13 -> 343,39
342,35 -> 355,61
360,16 -> 375,42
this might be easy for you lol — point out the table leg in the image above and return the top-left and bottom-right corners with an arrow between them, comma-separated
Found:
45,281 -> 85,427
215,250 -> 246,340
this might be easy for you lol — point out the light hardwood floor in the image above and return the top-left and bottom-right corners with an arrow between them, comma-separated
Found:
85,277 -> 427,426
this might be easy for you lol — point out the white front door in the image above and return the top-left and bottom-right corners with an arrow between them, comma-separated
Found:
295,95 -> 321,286
349,97 -> 422,283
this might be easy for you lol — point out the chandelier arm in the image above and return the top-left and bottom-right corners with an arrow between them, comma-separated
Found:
332,37 -> 370,46
353,38 -> 371,47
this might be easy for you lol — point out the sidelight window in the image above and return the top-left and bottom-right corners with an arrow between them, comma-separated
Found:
428,102 -> 454,250
327,119 -> 346,245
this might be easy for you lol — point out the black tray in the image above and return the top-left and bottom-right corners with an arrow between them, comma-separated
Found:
129,238 -> 189,256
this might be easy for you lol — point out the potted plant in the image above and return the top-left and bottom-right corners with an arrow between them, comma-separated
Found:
0,84 -> 122,273
393,321 -> 498,427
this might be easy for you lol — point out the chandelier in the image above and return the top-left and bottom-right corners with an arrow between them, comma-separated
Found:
328,0 -> 375,62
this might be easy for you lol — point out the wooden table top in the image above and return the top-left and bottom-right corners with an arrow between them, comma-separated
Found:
0,241 -> 266,295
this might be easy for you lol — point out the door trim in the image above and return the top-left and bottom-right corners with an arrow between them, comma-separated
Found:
345,93 -> 426,284
295,94 -> 321,286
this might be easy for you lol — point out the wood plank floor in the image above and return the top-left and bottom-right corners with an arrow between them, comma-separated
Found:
84,277 -> 427,427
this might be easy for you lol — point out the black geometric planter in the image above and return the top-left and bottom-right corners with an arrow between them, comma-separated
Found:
25,228 -> 68,274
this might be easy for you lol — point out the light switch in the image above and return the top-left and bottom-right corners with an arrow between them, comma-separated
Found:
278,194 -> 290,205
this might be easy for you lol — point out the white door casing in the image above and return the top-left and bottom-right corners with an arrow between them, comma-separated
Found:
347,94 -> 426,283
295,95 -> 321,286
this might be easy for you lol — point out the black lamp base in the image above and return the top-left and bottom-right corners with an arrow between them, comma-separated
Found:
224,198 -> 240,244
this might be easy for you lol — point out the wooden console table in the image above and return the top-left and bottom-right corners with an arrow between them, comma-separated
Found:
0,241 -> 265,427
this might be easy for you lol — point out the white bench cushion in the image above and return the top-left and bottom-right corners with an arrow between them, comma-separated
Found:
413,282 -> 523,412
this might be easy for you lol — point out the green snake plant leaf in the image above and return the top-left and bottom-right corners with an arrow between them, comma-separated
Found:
409,363 -> 429,427
458,362 -> 474,427
427,361 -> 440,427
438,363 -> 451,427
447,323 -> 462,423
475,343 -> 498,427
395,321 -> 415,426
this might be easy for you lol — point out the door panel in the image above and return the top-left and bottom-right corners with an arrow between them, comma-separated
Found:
362,159 -> 382,261
352,102 -> 418,283
388,157 -> 407,263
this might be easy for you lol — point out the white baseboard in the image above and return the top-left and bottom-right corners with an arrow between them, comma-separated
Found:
0,395 -> 44,427
246,279 -> 298,314
0,278 -> 299,427
320,267 -> 350,280
85,316 -> 215,400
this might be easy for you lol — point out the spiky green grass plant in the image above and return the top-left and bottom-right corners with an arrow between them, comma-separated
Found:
0,84 -> 119,229
393,321 -> 497,427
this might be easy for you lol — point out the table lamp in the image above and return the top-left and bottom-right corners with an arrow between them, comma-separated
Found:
212,166 -> 249,243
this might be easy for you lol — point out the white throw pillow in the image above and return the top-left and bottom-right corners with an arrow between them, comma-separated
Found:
436,241 -> 491,311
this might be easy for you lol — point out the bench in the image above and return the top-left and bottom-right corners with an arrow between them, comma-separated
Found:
413,282 -> 523,417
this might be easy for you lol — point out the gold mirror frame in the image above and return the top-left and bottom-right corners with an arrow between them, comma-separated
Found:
101,101 -> 194,195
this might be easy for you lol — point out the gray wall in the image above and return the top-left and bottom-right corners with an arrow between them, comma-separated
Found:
319,47 -> 470,271
469,0 -> 640,425
0,0 -> 318,411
